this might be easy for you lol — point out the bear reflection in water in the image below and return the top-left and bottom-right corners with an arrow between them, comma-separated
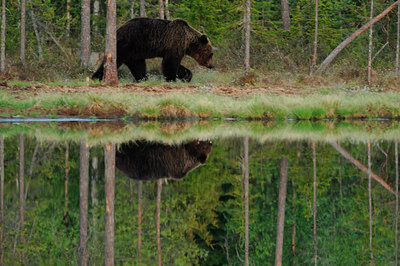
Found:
116,140 -> 212,180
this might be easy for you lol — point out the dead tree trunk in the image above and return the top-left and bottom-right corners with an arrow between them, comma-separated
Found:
80,140 -> 89,266
367,0 -> 374,86
281,0 -> 290,30
396,141 -> 399,265
243,137 -> 249,266
81,0 -> 91,68
140,0 -> 146,17
104,0 -> 118,86
105,143 -> 116,266
137,181 -> 143,260
156,179 -> 162,266
244,0 -> 251,74
396,3 -> 400,78
129,0 -> 135,19
64,143 -> 69,222
0,137 -> 4,265
312,142 -> 317,266
275,156 -> 289,266
330,141 -> 397,195
318,1 -> 400,73
310,0 -> 318,75
159,0 -> 164,19
28,2 -> 43,61
20,0 -> 26,66
368,141 -> 373,263
19,135 -> 25,264
0,0 -> 6,72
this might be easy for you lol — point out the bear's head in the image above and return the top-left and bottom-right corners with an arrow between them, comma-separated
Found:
188,35 -> 214,69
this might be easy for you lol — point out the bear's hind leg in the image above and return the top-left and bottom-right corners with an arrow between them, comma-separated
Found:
125,59 -> 147,82
177,65 -> 192,82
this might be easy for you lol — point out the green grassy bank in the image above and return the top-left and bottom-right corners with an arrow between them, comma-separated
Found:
1,88 -> 400,120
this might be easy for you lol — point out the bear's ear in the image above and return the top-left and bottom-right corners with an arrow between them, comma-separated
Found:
199,35 -> 208,44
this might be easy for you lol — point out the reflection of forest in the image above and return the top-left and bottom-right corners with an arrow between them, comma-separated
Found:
0,135 -> 398,265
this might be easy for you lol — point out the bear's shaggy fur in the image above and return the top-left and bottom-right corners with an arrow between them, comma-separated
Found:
116,140 -> 212,180
92,18 -> 214,82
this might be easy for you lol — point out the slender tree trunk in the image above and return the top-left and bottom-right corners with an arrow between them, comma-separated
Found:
368,141 -> 373,263
243,137 -> 249,266
338,158 -> 344,234
312,142 -> 317,266
156,179 -> 162,266
137,180 -> 142,261
66,0 -> 71,37
318,1 -> 400,73
165,0 -> 170,20
104,0 -> 118,86
91,157 -> 98,242
244,0 -> 251,74
20,0 -> 26,66
19,135 -> 25,264
367,0 -> 374,86
140,0 -> 146,17
396,3 -> 400,78
281,0 -> 290,30
28,6 -> 43,61
93,0 -> 100,32
64,143 -> 69,220
159,0 -> 164,19
80,140 -> 89,266
310,0 -> 318,75
330,141 -> 397,195
291,180 -> 296,265
0,0 -> 6,72
395,141 -> 399,265
81,0 -> 91,68
105,143 -> 116,266
0,137 -> 4,265
275,157 -> 289,266
130,0 -> 135,19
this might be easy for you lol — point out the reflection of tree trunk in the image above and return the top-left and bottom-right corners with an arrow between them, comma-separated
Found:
80,140 -> 89,266
243,137 -> 249,266
19,135 -> 25,264
330,141 -> 397,195
105,143 -> 115,266
91,157 -> 98,242
312,141 -> 317,266
156,179 -> 162,266
64,143 -> 69,220
368,141 -> 373,263
137,181 -> 142,261
275,156 -> 289,266
291,180 -> 296,265
338,157 -> 343,234
395,141 -> 398,265
0,137 -> 4,264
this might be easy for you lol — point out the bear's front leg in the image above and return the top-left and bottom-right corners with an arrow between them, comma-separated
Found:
161,53 -> 181,82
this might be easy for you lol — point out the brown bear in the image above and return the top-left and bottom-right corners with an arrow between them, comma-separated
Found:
116,140 -> 212,180
92,18 -> 214,82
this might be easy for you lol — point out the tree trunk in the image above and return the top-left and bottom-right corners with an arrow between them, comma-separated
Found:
20,0 -> 26,66
310,0 -> 318,75
130,0 -> 135,19
275,156 -> 289,266
395,141 -> 399,265
330,141 -> 397,195
0,137 -> 4,265
93,0 -> 100,32
28,5 -> 43,61
396,3 -> 400,78
159,0 -> 164,19
156,179 -> 162,266
318,1 -> 400,73
140,0 -> 146,17
19,135 -> 25,264
66,0 -> 71,37
280,0 -> 290,30
104,0 -> 118,86
243,137 -> 249,266
291,180 -> 296,265
367,0 -> 374,86
64,143 -> 69,220
81,0 -> 91,68
165,0 -> 170,20
137,180 -> 142,260
91,157 -> 98,242
105,143 -> 116,266
0,0 -> 6,72
80,140 -> 89,266
244,0 -> 251,74
312,142 -> 317,266
368,141 -> 373,263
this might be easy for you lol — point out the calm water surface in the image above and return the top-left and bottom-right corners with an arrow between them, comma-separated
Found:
0,121 -> 398,265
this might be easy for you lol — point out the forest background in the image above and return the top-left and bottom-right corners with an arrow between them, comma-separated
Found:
1,0 -> 400,86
